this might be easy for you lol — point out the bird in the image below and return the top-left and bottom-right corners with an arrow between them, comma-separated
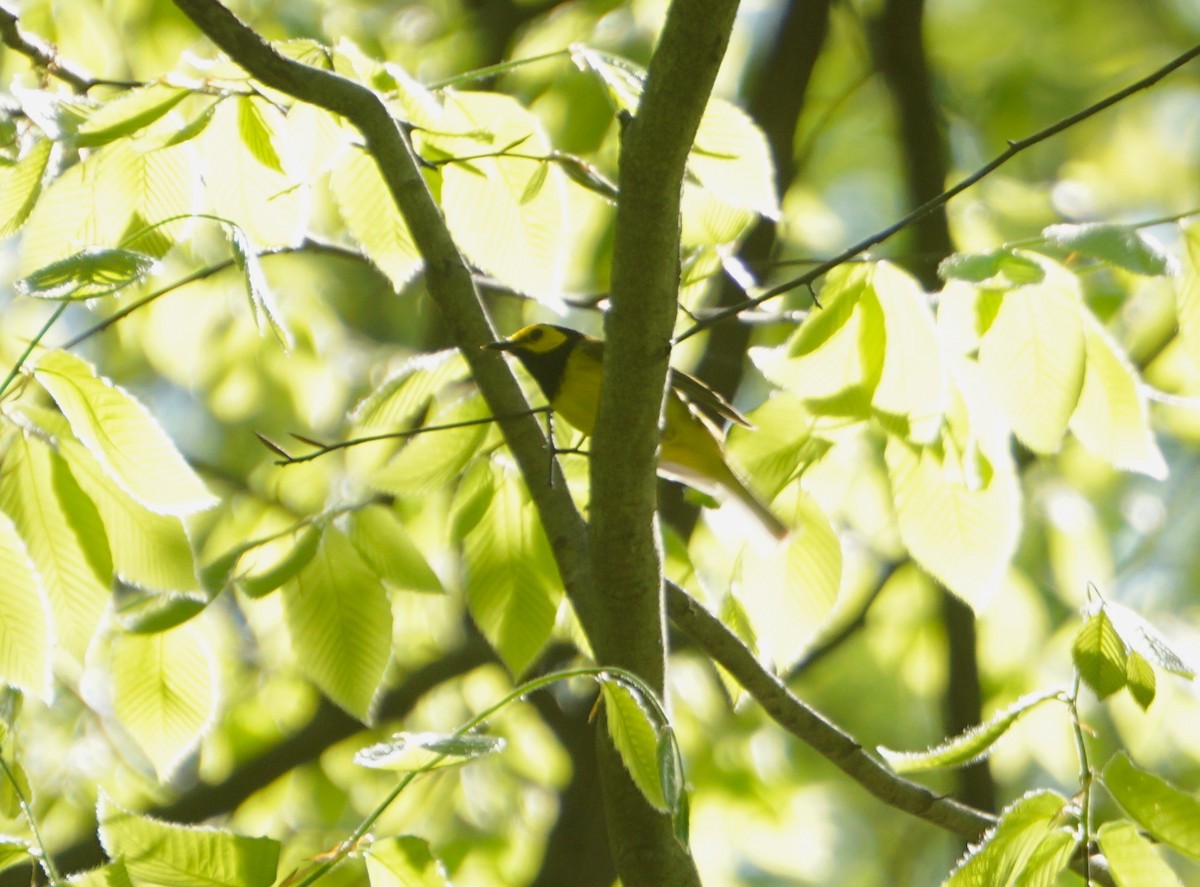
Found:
485,323 -> 788,540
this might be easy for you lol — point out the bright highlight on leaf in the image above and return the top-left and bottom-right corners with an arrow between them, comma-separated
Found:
1073,607 -> 1129,700
108,620 -> 217,780
1042,222 -> 1175,277
354,731 -> 506,772
977,258 -> 1086,454
0,511 -> 52,701
34,351 -> 217,516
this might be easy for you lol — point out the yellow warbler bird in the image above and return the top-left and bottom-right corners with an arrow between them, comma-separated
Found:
485,323 -> 788,540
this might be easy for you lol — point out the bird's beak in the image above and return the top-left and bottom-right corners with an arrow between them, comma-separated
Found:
483,337 -> 514,351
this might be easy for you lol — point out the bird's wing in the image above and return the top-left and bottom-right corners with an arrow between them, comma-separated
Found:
669,368 -> 753,428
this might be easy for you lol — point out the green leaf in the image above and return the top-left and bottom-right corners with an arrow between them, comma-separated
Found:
98,792 -> 280,887
109,620 -> 217,779
281,528 -> 391,720
75,84 -> 190,148
354,731 -> 506,772
939,250 -> 1046,286
330,144 -> 421,290
1042,223 -> 1174,276
15,247 -> 156,299
0,838 -> 33,877
34,350 -> 217,516
0,138 -> 52,237
346,505 -> 442,594
419,91 -> 568,301
689,96 -> 778,219
868,262 -> 947,443
66,859 -> 136,887
199,99 -> 305,247
1068,309 -> 1166,478
977,259 -> 1086,453
1097,820 -> 1184,887
943,790 -> 1073,886
157,97 -> 222,148
885,435 -> 1020,609
0,511 -> 52,700
18,137 -> 196,273
365,836 -> 450,887
113,585 -> 208,634
0,759 -> 31,818
1104,601 -> 1195,679
735,492 -> 841,669
880,688 -> 1063,773
1073,608 -> 1128,700
48,418 -> 200,593
0,432 -> 111,661
753,266 -> 880,416
235,96 -> 286,175
462,460 -> 560,676
368,395 -> 494,498
237,523 -> 322,599
228,223 -> 291,347
1177,223 -> 1200,370
1104,753 -> 1200,862
602,678 -> 668,812
1125,652 -> 1157,711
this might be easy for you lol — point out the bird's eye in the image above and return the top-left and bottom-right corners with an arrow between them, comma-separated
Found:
528,328 -> 543,341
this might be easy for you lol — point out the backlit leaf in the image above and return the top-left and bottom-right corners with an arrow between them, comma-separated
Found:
943,790 -> 1073,886
1068,310 -> 1165,478
0,138 -> 52,237
690,96 -> 778,219
346,505 -> 442,594
109,620 -> 217,780
75,83 -> 190,148
34,350 -> 217,515
365,836 -> 450,887
330,144 -> 421,290
977,259 -> 1085,453
1174,222 -> 1200,370
420,91 -> 568,301
0,432 -> 111,661
1097,820 -> 1184,887
1073,608 -> 1128,700
99,793 -> 279,887
281,528 -> 391,720
886,435 -> 1020,610
462,460 -> 560,676
1104,753 -> 1200,862
15,247 -> 155,299
0,511 -> 52,700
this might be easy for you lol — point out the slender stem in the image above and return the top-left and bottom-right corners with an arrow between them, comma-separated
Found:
675,41 -> 1200,344
0,755 -> 60,885
1068,675 -> 1093,886
0,302 -> 67,402
427,49 -> 570,90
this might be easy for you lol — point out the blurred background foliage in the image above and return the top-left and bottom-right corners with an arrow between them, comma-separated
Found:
2,0 -> 1200,884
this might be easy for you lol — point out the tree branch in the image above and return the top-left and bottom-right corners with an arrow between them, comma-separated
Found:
0,3 -> 95,92
168,0 -> 600,630
675,39 -> 1200,343
665,581 -> 996,839
586,0 -> 740,881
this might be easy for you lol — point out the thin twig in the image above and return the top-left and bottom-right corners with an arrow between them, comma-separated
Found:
675,41 -> 1200,344
0,3 -> 136,92
269,408 -> 549,465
